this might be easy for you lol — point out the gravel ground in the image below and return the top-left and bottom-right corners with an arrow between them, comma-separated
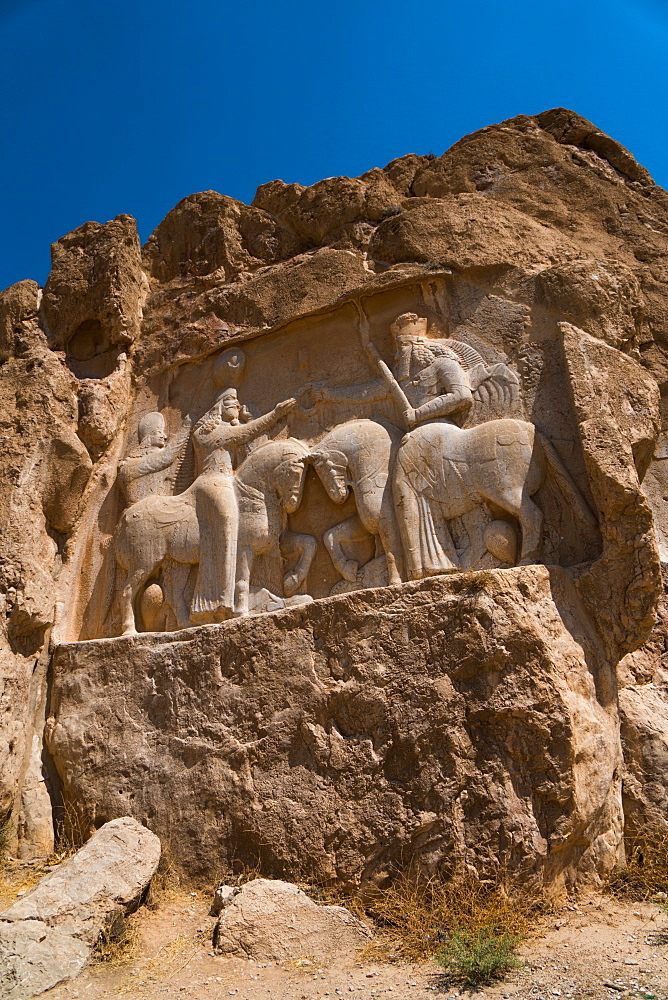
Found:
37,891 -> 668,1000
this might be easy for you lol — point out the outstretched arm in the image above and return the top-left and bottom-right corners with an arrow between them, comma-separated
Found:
223,398 -> 296,446
316,377 -> 388,406
119,418 -> 192,488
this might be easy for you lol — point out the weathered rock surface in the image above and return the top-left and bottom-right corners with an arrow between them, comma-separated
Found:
616,587 -> 668,835
0,293 -> 92,853
618,679 -> 668,834
41,215 -> 148,368
47,568 -> 622,889
142,191 -> 299,284
0,280 -> 46,364
0,817 -> 161,998
0,816 -> 161,939
0,922 -> 89,1000
2,105 -> 668,880
211,879 -> 371,960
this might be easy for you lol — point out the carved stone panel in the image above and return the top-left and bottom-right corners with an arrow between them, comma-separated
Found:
61,280 -> 602,641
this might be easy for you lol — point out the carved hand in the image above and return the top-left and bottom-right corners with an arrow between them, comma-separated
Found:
296,384 -> 325,413
274,398 -> 297,418
403,407 -> 418,427
309,383 -> 329,404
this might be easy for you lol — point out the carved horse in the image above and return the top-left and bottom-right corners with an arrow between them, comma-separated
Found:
114,438 -> 312,634
309,419 -> 404,586
392,418 -> 597,580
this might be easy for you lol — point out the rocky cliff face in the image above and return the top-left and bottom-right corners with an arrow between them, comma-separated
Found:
1,108 -> 667,888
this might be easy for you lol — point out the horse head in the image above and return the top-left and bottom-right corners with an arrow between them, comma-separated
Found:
272,440 -> 310,513
310,447 -> 349,504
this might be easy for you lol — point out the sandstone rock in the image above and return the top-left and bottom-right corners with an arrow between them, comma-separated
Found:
143,190 -> 299,283
619,680 -> 668,835
16,734 -> 54,859
560,322 -> 661,662
0,336 -> 91,841
535,108 -> 654,186
199,247 -> 372,333
0,221 -> 142,845
0,280 -> 46,363
210,883 -> 240,916
536,259 -> 645,352
382,153 -> 430,196
0,816 -> 161,941
211,879 -> 371,960
254,170 -> 400,251
76,353 -> 130,459
406,112 -> 668,363
0,921 -> 89,1000
41,215 -> 148,373
251,179 -> 306,218
616,587 -> 668,837
640,435 -> 668,563
47,568 -> 623,890
3,106 -> 668,886
0,816 -> 160,998
368,193 -> 580,271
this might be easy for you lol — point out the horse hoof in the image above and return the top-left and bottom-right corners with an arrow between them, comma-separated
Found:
342,560 -> 359,583
190,610 -> 215,625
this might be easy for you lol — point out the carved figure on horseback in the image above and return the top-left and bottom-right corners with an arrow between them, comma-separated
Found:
114,433 -> 312,635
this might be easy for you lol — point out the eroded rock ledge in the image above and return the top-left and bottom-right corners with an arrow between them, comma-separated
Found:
47,566 -> 621,891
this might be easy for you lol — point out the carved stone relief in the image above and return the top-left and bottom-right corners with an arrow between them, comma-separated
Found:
70,291 -> 601,640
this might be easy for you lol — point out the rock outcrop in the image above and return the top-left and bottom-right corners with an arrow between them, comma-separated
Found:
0,817 -> 161,998
211,879 -> 371,960
1,107 -> 668,894
47,568 -> 623,889
0,280 -> 92,857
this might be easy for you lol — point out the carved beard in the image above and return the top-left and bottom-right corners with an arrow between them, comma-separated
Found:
396,344 -> 413,383
396,339 -> 435,382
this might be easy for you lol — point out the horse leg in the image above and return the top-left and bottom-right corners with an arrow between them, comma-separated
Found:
233,544 -> 253,617
280,530 -> 317,596
517,493 -> 543,564
490,489 -> 543,566
164,562 -> 192,630
324,515 -> 366,582
354,487 -> 403,587
120,567 -> 151,636
378,521 -> 403,585
375,496 -> 405,585
393,475 -> 426,581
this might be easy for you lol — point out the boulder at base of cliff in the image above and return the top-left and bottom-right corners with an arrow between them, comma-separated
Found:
212,879 -> 371,961
0,817 -> 161,999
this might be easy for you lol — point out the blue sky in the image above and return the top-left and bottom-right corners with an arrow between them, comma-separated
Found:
1,0 -> 667,291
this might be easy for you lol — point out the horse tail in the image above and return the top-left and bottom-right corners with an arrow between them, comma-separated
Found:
538,432 -> 597,529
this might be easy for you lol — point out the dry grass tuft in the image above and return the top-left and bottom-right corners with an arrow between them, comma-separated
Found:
211,863 -> 263,890
92,909 -> 141,965
0,814 -> 12,867
351,867 -> 543,964
50,801 -> 88,863
607,825 -> 668,901
0,862 -> 48,910
145,850 -> 181,909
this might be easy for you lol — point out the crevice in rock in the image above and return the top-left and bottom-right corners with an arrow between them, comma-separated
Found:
41,648 -> 64,851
